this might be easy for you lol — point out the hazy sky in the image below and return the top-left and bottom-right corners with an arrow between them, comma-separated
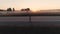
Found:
0,0 -> 60,11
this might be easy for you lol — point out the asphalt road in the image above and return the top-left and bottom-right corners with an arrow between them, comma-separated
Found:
0,16 -> 60,27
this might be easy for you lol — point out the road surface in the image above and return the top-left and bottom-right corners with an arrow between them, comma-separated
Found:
0,16 -> 60,27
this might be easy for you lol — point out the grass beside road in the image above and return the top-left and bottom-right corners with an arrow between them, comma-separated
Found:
0,13 -> 60,16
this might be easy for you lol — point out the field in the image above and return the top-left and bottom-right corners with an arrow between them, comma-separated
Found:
0,11 -> 60,16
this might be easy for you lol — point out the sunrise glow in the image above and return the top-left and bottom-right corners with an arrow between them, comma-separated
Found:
0,0 -> 60,11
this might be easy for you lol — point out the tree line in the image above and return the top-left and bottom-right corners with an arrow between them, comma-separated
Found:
0,8 -> 30,11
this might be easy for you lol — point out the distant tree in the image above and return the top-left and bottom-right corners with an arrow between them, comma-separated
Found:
13,8 -> 15,11
21,8 -> 30,12
0,9 -> 4,11
25,8 -> 30,11
21,9 -> 25,11
7,8 -> 12,11
25,8 -> 30,13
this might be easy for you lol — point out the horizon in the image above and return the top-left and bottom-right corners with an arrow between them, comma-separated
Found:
1,8 -> 60,11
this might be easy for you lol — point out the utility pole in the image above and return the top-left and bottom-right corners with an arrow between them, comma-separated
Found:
26,8 -> 31,22
13,8 -> 15,11
26,8 -> 32,25
29,15 -> 31,23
